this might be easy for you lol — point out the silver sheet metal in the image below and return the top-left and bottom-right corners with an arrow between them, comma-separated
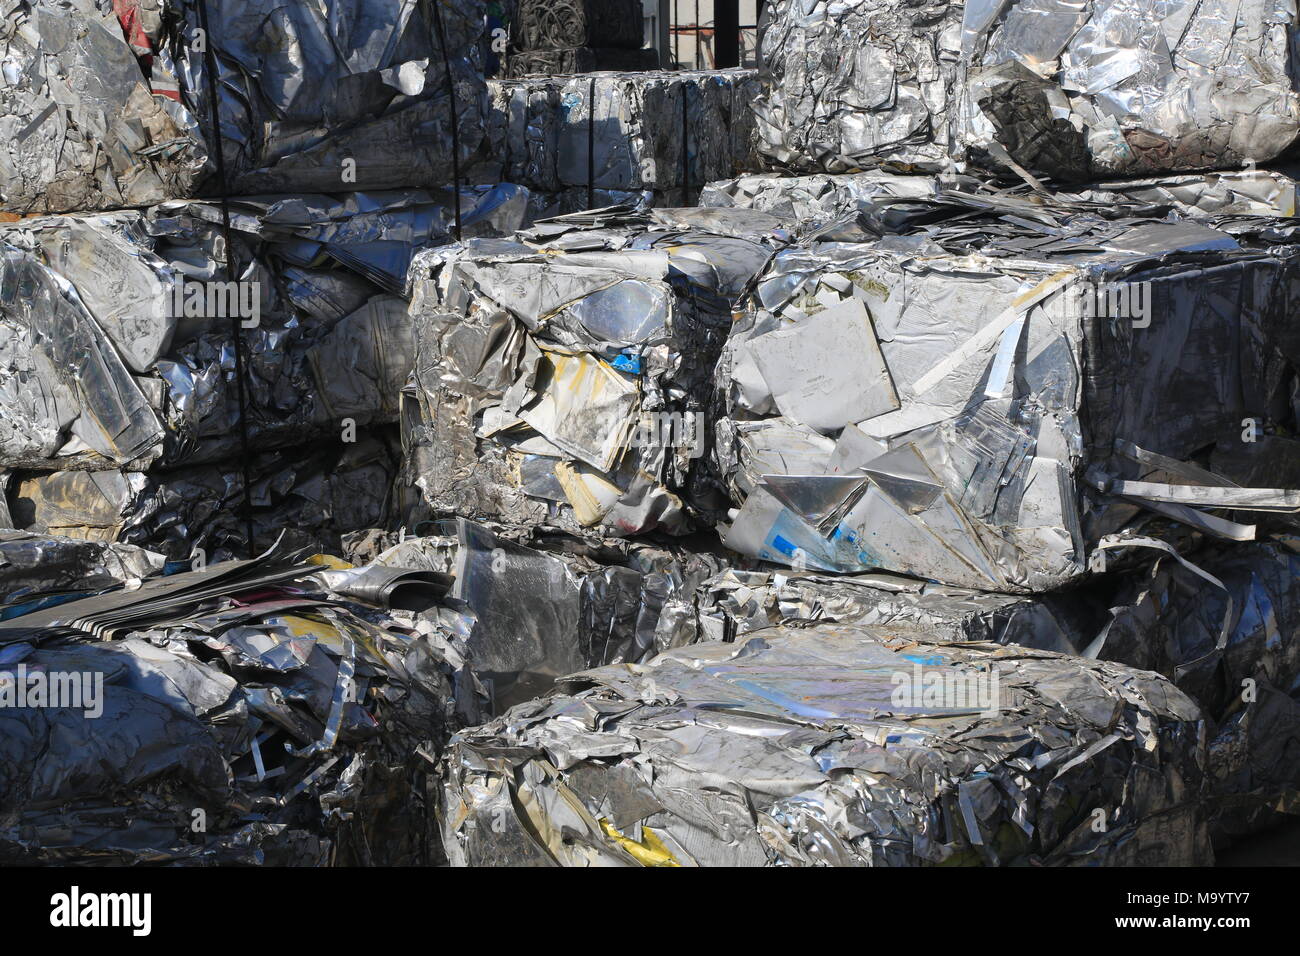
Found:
440,619 -> 1210,866
320,518 -> 726,715
714,195 -> 1300,591
702,168 -> 1300,230
0,556 -> 462,865
0,0 -> 208,215
4,0 -> 490,212
0,530 -> 164,605
1090,536 -> 1300,845
167,0 -> 489,196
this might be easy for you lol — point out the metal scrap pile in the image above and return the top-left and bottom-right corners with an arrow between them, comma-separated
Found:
0,543 -> 462,864
6,0 -> 1300,872
753,0 -> 1300,182
473,69 -> 761,215
0,516 -> 728,864
503,0 -> 658,77
441,621 -> 1210,865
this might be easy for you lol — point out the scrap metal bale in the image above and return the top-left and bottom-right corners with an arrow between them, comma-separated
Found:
712,194 -> 1300,591
0,554 -> 462,865
0,187 -> 526,472
753,0 -> 1300,182
401,206 -> 785,537
1093,537 -> 1300,845
2,0 -> 492,214
474,70 -> 760,207
164,0 -> 490,197
6,432 -> 400,562
440,620 -> 1211,866
0,0 -> 207,215
362,518 -> 726,712
511,0 -> 647,52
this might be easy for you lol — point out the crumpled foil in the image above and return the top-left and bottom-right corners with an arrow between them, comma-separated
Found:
0,0 -> 208,215
686,535 -> 1300,848
0,530 -> 164,605
440,619 -> 1210,866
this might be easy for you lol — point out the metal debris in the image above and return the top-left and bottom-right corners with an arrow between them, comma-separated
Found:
0,187 -> 525,471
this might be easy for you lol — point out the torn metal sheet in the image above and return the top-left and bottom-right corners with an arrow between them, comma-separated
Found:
440,620 -> 1210,866
702,168 -> 1300,239
714,198 -> 1300,591
690,566 -> 1101,655
403,206 -> 785,537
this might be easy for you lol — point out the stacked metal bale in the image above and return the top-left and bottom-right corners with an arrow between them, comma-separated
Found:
473,68 -> 761,213
430,4 -> 1300,866
0,0 -> 524,562
753,0 -> 1300,182
0,186 -> 529,560
400,205 -> 785,537
7,0 -> 1300,872
0,518 -> 722,864
0,0 -> 490,212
